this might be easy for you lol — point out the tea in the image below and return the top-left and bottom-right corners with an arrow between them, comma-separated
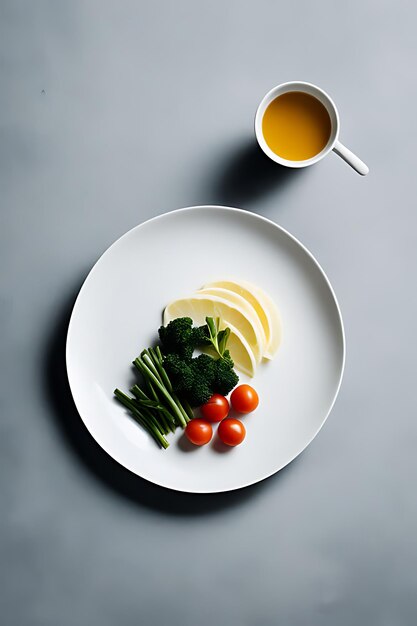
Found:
262,91 -> 331,161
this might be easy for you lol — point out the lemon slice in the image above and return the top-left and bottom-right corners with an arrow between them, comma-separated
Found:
163,294 -> 265,363
197,286 -> 267,350
204,279 -> 281,359
223,322 -> 257,377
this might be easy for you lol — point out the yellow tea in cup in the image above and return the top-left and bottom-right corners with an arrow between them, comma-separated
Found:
262,91 -> 331,161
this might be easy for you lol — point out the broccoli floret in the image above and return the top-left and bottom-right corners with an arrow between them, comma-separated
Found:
163,353 -> 194,392
187,355 -> 221,405
163,353 -> 213,406
158,316 -> 193,346
192,325 -> 211,346
187,381 -> 212,407
158,317 -> 195,361
220,349 -> 234,369
159,316 -> 239,406
192,353 -> 217,386
164,352 -> 238,405
214,357 -> 239,396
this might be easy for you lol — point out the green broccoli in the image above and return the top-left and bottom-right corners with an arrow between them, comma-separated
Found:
187,380 -> 213,407
159,316 -> 239,406
159,317 -> 233,361
219,349 -> 234,369
164,353 -> 213,406
214,357 -> 239,396
192,353 -> 217,386
163,350 -> 239,406
163,353 -> 194,392
158,317 -> 195,361
192,324 -> 212,347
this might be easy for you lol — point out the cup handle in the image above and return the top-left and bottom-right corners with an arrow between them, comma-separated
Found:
333,140 -> 369,176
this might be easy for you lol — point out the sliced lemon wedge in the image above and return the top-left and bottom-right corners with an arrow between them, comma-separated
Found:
197,286 -> 267,349
223,322 -> 257,377
163,294 -> 265,363
203,279 -> 281,359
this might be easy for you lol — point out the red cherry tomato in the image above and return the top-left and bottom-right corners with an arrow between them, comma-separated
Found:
200,394 -> 229,422
218,418 -> 246,446
185,419 -> 213,446
230,384 -> 259,414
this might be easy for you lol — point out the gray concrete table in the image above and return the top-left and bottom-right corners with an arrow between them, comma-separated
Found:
1,2 -> 417,625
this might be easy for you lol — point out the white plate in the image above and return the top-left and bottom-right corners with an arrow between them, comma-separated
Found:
66,206 -> 345,493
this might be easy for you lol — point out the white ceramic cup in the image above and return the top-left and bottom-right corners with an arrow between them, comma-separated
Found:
255,81 -> 369,176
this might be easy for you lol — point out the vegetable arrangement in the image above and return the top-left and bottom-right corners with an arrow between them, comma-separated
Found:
115,278 -> 279,451
114,316 -> 242,448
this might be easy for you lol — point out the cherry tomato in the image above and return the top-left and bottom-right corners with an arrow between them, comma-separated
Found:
218,418 -> 246,446
230,384 -> 259,414
185,419 -> 213,446
200,394 -> 230,422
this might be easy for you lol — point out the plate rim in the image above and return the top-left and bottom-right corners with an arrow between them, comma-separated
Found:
66,205 -> 346,493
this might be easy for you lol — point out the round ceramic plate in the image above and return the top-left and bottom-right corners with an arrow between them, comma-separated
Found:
66,206 -> 345,493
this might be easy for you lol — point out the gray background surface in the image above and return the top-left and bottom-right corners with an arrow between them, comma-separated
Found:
1,1 -> 417,625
